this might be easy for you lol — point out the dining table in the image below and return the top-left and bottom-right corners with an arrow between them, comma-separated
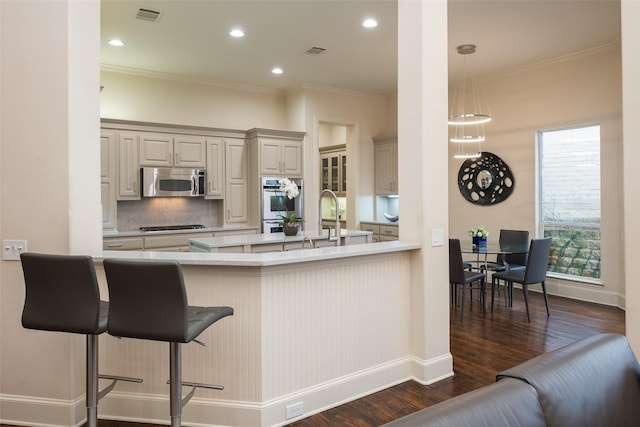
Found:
460,240 -> 530,307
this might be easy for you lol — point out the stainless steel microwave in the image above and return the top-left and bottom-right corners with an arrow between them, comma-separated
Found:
141,167 -> 205,197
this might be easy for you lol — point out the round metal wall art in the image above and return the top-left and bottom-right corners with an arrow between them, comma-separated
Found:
457,151 -> 514,205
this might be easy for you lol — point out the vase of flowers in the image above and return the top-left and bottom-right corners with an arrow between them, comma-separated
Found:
469,226 -> 489,247
278,178 -> 301,236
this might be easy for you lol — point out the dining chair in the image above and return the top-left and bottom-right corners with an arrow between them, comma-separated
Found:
449,239 -> 486,320
490,237 -> 553,322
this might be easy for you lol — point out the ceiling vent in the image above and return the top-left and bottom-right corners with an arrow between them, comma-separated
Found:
305,47 -> 326,56
136,8 -> 161,22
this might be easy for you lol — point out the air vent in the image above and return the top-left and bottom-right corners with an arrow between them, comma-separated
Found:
136,8 -> 161,22
305,46 -> 326,56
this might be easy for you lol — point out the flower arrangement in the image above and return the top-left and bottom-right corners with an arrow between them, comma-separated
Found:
469,226 -> 489,238
278,178 -> 301,226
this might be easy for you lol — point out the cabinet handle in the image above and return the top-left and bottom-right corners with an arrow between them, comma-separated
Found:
108,243 -> 123,248
282,161 -> 286,172
175,152 -> 178,165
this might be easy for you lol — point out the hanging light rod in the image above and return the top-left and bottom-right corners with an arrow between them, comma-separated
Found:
448,43 -> 492,126
450,135 -> 485,143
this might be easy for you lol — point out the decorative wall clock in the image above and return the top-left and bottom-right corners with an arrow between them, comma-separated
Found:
457,151 -> 514,205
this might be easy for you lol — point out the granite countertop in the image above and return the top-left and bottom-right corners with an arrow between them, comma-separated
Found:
103,225 -> 259,238
189,229 -> 372,249
100,240 -> 420,267
361,220 -> 399,226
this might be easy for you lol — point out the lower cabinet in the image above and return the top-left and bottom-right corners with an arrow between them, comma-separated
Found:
104,228 -> 258,251
360,222 -> 399,242
103,237 -> 144,251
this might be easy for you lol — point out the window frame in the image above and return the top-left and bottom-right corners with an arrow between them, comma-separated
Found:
536,123 -> 603,285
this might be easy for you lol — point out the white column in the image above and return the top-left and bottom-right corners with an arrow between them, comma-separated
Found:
398,0 -> 452,381
622,0 -> 640,354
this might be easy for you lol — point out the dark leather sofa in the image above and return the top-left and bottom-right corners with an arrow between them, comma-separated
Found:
383,333 -> 640,427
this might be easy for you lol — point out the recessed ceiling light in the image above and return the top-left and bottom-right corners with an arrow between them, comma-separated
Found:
362,18 -> 378,28
108,39 -> 124,47
272,67 -> 283,75
229,28 -> 245,38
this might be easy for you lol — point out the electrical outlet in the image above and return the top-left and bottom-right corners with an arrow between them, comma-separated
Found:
285,401 -> 304,420
3,239 -> 27,261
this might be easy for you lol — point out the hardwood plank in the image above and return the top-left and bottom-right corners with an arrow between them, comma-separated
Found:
1,292 -> 625,427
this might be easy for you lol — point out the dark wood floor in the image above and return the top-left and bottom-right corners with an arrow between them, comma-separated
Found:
3,290 -> 625,427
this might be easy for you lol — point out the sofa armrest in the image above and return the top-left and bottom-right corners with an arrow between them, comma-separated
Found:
381,378 -> 546,427
498,333 -> 640,427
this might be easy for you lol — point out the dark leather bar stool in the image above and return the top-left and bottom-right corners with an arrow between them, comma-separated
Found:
20,253 -> 142,427
103,258 -> 234,427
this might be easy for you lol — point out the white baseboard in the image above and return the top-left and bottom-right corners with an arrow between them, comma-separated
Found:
1,355 -> 454,427
0,393 -> 85,427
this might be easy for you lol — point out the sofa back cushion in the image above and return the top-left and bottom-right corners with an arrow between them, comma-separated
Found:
382,378 -> 546,427
498,333 -> 640,427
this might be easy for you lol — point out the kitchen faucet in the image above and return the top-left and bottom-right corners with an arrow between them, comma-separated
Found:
318,189 -> 341,246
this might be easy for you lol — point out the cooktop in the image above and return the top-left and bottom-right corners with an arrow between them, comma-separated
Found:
139,224 -> 206,232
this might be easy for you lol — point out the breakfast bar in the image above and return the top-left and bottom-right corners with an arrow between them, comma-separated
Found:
94,241 -> 421,426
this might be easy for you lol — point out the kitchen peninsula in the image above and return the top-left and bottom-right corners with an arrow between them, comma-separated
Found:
189,228 -> 372,253
95,240 -> 420,426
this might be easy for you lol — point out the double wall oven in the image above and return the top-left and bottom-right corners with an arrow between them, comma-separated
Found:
262,177 -> 303,234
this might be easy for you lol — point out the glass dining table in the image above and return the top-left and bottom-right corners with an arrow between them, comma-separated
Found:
460,240 -> 530,307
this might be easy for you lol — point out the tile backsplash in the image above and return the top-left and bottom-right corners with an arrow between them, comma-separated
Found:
117,198 -> 221,231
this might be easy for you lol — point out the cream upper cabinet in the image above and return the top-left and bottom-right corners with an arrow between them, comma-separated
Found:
373,137 -> 398,196
205,137 -> 225,199
259,138 -> 303,177
320,145 -> 347,196
101,129 -> 117,229
116,130 -> 140,200
225,139 -> 249,223
247,129 -> 305,178
174,135 -> 206,167
139,132 -> 206,168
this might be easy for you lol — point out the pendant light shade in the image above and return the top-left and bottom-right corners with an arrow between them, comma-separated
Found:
449,44 -> 491,159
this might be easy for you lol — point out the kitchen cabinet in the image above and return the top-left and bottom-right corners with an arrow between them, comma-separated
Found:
360,222 -> 399,242
101,129 -> 117,230
259,138 -> 303,177
139,132 -> 206,168
225,139 -> 249,223
373,137 -> 398,196
247,128 -> 305,178
320,144 -> 347,195
103,237 -> 144,251
116,131 -> 141,200
143,232 -> 214,252
205,137 -> 225,198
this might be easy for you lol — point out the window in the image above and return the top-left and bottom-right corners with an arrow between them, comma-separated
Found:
538,124 -> 601,280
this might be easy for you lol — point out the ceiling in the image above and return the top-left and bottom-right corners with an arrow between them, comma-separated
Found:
100,0 -> 621,96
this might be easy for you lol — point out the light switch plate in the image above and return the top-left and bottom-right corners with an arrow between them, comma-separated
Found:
431,229 -> 444,247
3,239 -> 27,261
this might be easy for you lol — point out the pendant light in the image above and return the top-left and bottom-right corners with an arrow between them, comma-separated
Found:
449,44 -> 491,159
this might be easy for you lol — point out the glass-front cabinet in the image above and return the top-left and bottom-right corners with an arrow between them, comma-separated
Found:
320,145 -> 347,196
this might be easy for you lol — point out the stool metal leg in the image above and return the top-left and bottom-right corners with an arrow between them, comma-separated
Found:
86,335 -> 99,427
170,342 -> 182,427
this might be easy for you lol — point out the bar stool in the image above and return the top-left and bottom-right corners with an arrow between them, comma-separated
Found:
20,253 -> 142,427
103,258 -> 234,427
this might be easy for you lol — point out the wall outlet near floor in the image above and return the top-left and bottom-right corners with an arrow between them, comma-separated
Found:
285,401 -> 304,420
2,239 -> 27,261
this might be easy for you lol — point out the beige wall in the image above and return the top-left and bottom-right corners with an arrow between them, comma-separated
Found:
1,0 -> 101,424
448,43 -> 624,306
100,70 -> 290,131
622,0 -> 640,355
